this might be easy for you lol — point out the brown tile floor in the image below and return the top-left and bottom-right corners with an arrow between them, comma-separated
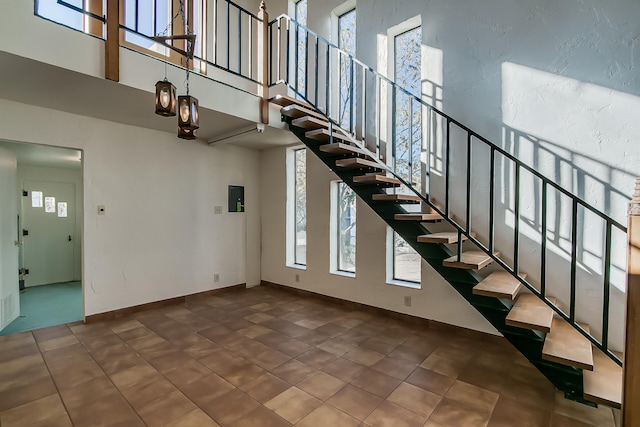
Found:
0,286 -> 617,427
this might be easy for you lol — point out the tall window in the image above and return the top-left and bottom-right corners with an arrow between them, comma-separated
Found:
391,25 -> 422,285
393,231 -> 420,283
338,8 -> 356,129
295,0 -> 307,97
393,26 -> 422,190
294,148 -> 307,265
334,182 -> 356,273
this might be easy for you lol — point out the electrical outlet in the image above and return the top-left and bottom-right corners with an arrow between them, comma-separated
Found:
214,273 -> 220,283
214,206 -> 222,214
295,274 -> 300,283
404,296 -> 411,307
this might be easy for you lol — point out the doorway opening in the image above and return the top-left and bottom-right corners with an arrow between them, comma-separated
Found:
0,140 -> 83,336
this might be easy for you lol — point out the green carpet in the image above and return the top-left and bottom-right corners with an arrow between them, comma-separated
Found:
0,281 -> 82,336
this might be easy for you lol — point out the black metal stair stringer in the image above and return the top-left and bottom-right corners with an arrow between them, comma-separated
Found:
287,119 -> 586,402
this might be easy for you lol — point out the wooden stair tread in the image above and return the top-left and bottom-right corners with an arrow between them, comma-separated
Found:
505,293 -> 557,333
281,104 -> 326,121
583,349 -> 622,409
269,94 -> 312,109
306,128 -> 354,143
372,194 -> 421,202
319,142 -> 368,157
335,158 -> 382,170
353,175 -> 401,186
542,318 -> 593,370
394,213 -> 440,221
291,116 -> 329,130
442,251 -> 498,270
473,271 -> 524,300
417,232 -> 475,244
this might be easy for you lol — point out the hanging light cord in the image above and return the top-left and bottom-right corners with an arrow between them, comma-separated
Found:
177,0 -> 192,96
155,0 -> 192,87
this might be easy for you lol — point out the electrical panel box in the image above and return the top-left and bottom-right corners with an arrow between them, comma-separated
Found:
228,185 -> 245,212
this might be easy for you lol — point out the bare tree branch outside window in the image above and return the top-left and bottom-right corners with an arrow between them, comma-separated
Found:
295,0 -> 307,98
337,182 -> 356,272
338,9 -> 356,129
393,26 -> 422,283
295,148 -> 306,265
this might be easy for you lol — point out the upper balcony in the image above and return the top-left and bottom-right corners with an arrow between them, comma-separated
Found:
0,0 -> 297,148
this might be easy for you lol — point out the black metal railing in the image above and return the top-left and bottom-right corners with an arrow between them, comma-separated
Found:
36,0 -> 264,85
268,14 -> 625,366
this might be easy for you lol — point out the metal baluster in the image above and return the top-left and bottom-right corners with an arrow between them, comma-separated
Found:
325,43 -> 330,115
362,66 -> 367,146
294,21 -> 298,93
213,0 -> 218,65
489,148 -> 495,254
514,163 -> 521,274
135,0 -> 139,32
304,30 -> 309,99
541,181 -> 547,297
602,221 -> 612,350
465,133 -> 472,235
375,75 -> 381,158
285,19 -> 290,85
314,36 -> 318,106
349,56 -> 354,133
445,118 -> 451,219
249,16 -> 253,80
407,97 -> 413,186
226,0 -> 230,69
391,85 -> 397,177
238,8 -> 242,74
570,199 -> 578,322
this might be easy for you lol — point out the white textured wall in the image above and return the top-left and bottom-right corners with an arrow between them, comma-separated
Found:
354,0 -> 639,350
0,99 -> 261,317
260,145 -> 498,334
0,148 -> 19,330
259,0 -> 639,343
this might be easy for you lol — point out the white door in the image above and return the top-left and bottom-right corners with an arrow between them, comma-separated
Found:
22,181 -> 75,287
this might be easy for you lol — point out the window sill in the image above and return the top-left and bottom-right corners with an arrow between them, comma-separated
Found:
386,279 -> 421,289
330,270 -> 356,279
287,264 -> 307,271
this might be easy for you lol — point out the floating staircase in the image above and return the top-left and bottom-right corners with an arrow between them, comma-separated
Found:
271,94 -> 623,409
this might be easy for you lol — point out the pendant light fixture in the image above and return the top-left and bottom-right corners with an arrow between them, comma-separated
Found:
178,94 -> 199,131
151,0 -> 199,139
155,78 -> 176,116
177,126 -> 197,140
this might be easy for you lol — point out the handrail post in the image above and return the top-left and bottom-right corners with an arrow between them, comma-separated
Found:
624,177 -> 640,426
258,1 -> 269,124
105,0 -> 119,82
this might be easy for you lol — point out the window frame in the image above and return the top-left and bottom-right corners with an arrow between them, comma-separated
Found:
337,7 -> 356,130
286,146 -> 307,269
330,180 -> 356,277
120,0 -> 207,72
384,17 -> 423,288
387,228 -> 421,288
